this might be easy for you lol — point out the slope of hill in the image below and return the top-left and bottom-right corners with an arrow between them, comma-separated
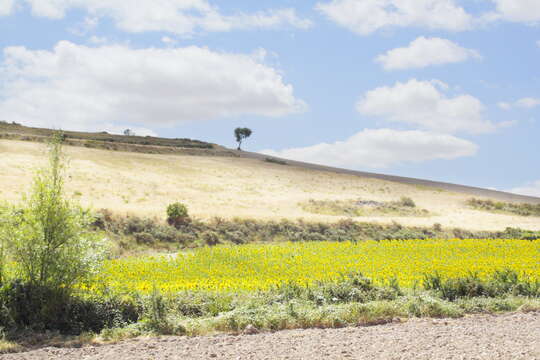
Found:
1,131 -> 539,231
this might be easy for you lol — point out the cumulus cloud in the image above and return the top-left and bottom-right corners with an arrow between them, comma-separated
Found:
0,41 -> 306,132
487,0 -> 540,24
315,0 -> 473,35
0,0 -> 13,15
376,37 -> 481,70
357,79 -> 501,134
497,102 -> 512,110
261,128 -> 478,169
516,98 -> 540,108
499,97 -> 540,110
510,180 -> 540,197
7,0 -> 311,34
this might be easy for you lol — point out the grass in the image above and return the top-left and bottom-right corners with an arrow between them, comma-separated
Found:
0,339 -> 22,354
92,276 -> 540,337
467,198 -> 540,217
300,197 -> 430,217
0,121 -> 215,150
1,139 -> 540,232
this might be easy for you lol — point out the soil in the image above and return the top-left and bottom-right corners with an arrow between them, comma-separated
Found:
4,311 -> 539,360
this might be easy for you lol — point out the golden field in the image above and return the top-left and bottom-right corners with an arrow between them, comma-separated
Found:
98,239 -> 540,294
1,139 -> 539,231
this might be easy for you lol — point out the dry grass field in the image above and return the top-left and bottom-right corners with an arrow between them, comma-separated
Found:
1,139 -> 539,231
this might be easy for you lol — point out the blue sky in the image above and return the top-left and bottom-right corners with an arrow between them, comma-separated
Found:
0,0 -> 539,195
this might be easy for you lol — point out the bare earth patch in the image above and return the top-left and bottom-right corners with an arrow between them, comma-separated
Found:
4,312 -> 539,360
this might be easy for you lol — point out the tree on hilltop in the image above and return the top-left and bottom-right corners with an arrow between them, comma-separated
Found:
234,127 -> 252,151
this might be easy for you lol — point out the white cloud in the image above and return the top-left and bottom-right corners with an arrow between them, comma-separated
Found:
100,124 -> 158,137
376,37 -> 481,70
261,128 -> 478,169
0,0 -> 14,16
510,180 -> 540,197
316,0 -> 473,35
516,98 -> 540,108
14,0 -> 312,34
499,97 -> 540,110
498,102 -> 511,110
488,0 -> 540,24
537,40 -> 540,47
357,79 -> 499,134
0,41 -> 306,133
161,36 -> 177,45
88,35 -> 107,44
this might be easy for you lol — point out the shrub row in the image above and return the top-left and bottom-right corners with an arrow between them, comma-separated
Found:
92,210 -> 540,252
467,198 -> 540,217
0,270 -> 537,336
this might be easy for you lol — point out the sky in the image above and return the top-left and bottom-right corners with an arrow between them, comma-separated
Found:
0,0 -> 539,195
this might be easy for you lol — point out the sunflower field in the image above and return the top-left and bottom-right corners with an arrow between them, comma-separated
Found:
98,239 -> 540,295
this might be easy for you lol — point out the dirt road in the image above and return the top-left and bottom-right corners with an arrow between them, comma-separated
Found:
4,311 -> 539,360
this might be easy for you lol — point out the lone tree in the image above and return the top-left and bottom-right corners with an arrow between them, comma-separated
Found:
123,129 -> 134,136
234,127 -> 252,151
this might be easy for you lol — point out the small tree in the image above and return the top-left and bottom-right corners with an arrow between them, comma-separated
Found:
234,127 -> 252,151
1,133 -> 105,291
123,129 -> 134,136
166,202 -> 190,228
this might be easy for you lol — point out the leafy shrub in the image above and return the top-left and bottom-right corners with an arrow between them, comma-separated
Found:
264,157 -> 287,165
201,231 -> 221,246
134,232 -> 155,245
166,202 -> 190,228
467,198 -> 540,217
0,280 -> 139,334
0,134 -> 105,291
397,197 -> 416,208
423,270 -> 540,300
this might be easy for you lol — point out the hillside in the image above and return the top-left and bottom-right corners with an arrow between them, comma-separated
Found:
1,126 -> 539,231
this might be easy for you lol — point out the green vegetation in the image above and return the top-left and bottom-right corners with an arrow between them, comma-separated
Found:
117,270 -> 538,336
0,135 -> 105,290
0,132 -> 539,352
92,211 -> 540,257
166,202 -> 190,228
234,127 -> 252,150
0,134 -> 118,335
0,122 -> 213,149
467,198 -> 540,217
264,157 -> 288,165
300,197 -> 429,217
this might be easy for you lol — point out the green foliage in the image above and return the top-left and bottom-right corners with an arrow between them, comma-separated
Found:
467,198 -> 540,217
423,270 -> 540,301
0,205 -> 8,284
398,197 -> 416,208
234,127 -> 252,150
0,280 -> 139,334
91,212 -> 540,255
300,197 -> 425,218
264,157 -> 287,165
166,202 -> 190,228
0,134 -> 105,291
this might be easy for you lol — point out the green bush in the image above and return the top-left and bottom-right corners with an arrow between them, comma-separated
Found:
0,134 -> 105,291
398,197 -> 416,208
90,212 -> 540,255
423,270 -> 539,300
0,280 -> 139,334
467,198 -> 540,217
264,157 -> 287,165
166,203 -> 190,228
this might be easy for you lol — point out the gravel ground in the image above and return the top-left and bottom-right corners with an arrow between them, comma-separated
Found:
3,312 -> 539,360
